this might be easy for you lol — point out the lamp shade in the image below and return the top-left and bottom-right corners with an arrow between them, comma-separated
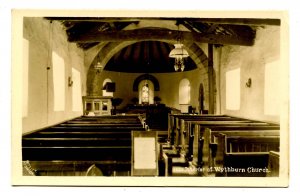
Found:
169,44 -> 189,58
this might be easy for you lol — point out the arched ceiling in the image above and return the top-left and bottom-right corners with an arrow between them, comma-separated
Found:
104,41 -> 197,73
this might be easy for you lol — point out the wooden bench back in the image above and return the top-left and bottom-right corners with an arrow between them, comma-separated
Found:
191,125 -> 279,168
212,134 -> 279,177
22,115 -> 146,162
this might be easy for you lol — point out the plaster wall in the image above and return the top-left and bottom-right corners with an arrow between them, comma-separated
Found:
96,68 -> 208,112
218,26 -> 280,123
22,18 -> 85,134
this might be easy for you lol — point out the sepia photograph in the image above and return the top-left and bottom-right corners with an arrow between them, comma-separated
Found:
11,9 -> 289,187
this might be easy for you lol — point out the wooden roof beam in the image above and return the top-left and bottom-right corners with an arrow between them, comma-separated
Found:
45,17 -> 141,22
189,18 -> 281,26
68,29 -> 255,46
47,17 -> 280,26
181,21 -> 202,33
206,24 -> 220,34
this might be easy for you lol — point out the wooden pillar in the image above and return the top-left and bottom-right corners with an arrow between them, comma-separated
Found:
208,44 -> 214,114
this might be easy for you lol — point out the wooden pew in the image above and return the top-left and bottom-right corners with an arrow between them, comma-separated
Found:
214,134 -> 280,177
61,115 -> 145,127
178,120 -> 268,155
23,131 -> 133,138
167,114 -> 233,144
205,130 -> 279,176
22,129 -> 144,161
56,123 -> 144,128
202,127 -> 280,169
267,151 -> 280,177
72,114 -> 142,120
192,124 -> 279,169
167,114 -> 267,146
64,117 -> 142,124
170,119 -> 270,161
41,126 -> 144,132
23,160 -> 132,176
22,115 -> 146,176
162,122 -> 279,176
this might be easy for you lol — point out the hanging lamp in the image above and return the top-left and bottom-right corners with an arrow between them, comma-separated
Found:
94,53 -> 103,73
169,25 -> 189,72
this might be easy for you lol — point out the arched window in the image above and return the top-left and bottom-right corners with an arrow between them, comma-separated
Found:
179,78 -> 191,104
102,78 -> 113,97
138,80 -> 154,104
142,84 -> 149,103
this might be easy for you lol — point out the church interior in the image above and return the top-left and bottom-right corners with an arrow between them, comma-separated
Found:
17,15 -> 286,178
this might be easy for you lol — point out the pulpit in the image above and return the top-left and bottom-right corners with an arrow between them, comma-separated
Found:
82,96 -> 112,116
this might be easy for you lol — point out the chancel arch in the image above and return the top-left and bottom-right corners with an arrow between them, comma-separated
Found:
86,40 -> 209,96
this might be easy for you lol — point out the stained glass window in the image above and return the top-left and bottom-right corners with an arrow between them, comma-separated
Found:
142,83 -> 149,104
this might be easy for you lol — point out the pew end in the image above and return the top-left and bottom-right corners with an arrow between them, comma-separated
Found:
267,151 -> 280,177
219,135 -> 280,177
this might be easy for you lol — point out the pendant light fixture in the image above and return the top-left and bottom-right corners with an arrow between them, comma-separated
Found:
94,53 -> 103,73
169,24 -> 189,72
